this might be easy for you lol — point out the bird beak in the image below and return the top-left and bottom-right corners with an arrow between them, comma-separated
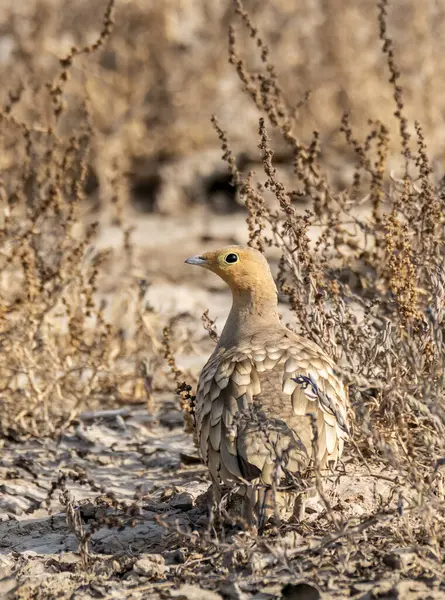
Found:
185,255 -> 207,266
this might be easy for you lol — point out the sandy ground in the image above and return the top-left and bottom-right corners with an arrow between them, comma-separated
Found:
1,403 -> 441,599
1,210 -> 444,599
0,400 -> 406,599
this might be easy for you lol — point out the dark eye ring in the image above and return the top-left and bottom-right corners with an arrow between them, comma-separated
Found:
224,253 -> 239,264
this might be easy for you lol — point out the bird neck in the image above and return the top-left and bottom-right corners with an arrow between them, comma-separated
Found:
218,286 -> 281,347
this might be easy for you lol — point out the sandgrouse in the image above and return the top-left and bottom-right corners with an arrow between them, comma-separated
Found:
185,246 -> 348,527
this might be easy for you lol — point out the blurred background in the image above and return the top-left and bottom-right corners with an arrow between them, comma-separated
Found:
1,0 -> 444,217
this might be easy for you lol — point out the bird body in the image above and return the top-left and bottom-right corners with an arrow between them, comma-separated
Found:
185,246 -> 348,525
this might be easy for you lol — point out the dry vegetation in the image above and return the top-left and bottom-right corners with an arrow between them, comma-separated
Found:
1,0 -> 445,598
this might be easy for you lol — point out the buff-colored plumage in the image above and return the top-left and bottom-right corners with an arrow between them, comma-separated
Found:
185,246 -> 348,527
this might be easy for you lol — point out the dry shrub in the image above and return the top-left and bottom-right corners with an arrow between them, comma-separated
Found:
0,1 -> 160,439
210,0 -> 445,560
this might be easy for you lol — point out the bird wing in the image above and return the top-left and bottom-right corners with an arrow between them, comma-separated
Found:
195,329 -> 348,486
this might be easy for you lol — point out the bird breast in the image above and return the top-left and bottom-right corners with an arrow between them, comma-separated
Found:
195,330 -> 348,488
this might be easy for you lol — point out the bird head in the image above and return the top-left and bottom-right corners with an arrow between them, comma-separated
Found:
185,245 -> 277,296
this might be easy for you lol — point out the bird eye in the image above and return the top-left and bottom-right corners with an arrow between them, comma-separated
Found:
224,253 -> 239,264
